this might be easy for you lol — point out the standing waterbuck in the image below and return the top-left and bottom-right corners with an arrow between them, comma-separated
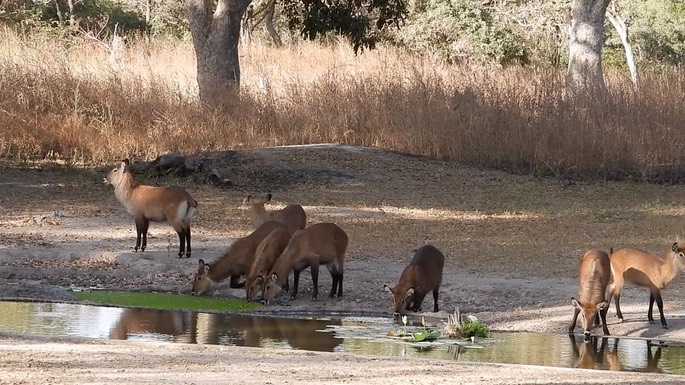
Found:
383,245 -> 445,315
191,221 -> 288,296
568,249 -> 611,339
608,242 -> 685,329
104,159 -> 197,258
262,223 -> 348,304
245,226 -> 292,301
244,193 -> 306,234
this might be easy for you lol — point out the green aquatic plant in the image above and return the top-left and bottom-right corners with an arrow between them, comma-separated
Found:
72,290 -> 260,312
442,308 -> 489,339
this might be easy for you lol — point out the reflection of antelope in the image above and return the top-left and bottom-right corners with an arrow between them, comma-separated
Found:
568,335 -> 608,370
249,316 -> 343,352
109,308 -> 197,343
568,335 -> 663,373
605,338 -> 663,373
194,313 -> 342,352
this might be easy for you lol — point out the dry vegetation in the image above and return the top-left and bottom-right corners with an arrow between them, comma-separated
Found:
2,28 -> 685,182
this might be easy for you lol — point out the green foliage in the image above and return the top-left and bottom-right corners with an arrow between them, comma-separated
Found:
391,0 -> 527,65
283,0 -> 408,52
73,290 -> 261,312
460,319 -> 489,338
0,0 -> 145,35
149,0 -> 191,40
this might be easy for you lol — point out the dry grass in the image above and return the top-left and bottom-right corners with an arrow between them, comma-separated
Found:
2,28 -> 685,181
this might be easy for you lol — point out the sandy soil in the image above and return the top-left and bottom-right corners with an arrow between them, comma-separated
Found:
2,144 -> 685,384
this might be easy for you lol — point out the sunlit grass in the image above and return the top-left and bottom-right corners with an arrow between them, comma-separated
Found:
2,27 -> 685,181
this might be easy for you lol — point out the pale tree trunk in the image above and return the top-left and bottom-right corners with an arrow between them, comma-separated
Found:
567,0 -> 612,97
263,0 -> 282,47
186,0 -> 252,105
606,1 -> 638,88
54,0 -> 64,27
66,0 -> 76,30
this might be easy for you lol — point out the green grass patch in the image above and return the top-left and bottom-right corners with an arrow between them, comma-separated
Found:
72,290 -> 261,312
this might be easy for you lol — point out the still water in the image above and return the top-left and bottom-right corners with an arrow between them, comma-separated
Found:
1,301 -> 685,374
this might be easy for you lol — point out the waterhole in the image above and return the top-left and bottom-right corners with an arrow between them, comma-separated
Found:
1,301 -> 685,374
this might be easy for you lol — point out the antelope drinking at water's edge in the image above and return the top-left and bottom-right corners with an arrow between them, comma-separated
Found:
569,249 -> 611,339
384,245 -> 445,316
191,221 -> 289,296
262,222 -> 348,304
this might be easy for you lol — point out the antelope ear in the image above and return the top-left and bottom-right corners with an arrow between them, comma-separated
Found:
244,195 -> 252,204
120,160 -> 129,171
406,287 -> 414,297
596,301 -> 608,311
266,193 -> 273,201
673,242 -> 679,252
255,275 -> 263,284
270,273 -> 278,283
383,284 -> 393,294
198,259 -> 205,268
571,297 -> 582,309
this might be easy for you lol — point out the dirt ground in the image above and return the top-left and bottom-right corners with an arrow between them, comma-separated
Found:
2,144 -> 685,384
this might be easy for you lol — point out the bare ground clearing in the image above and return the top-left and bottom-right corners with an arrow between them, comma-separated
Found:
2,144 -> 685,384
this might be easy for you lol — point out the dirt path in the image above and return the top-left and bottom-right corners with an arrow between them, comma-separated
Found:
2,144 -> 685,383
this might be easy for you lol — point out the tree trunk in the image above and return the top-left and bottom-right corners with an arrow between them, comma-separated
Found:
186,0 -> 252,105
567,0 -> 612,97
54,0 -> 64,27
606,2 -> 638,88
262,0 -> 282,47
66,0 -> 76,30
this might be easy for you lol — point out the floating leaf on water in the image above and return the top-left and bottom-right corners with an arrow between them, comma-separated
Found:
412,330 -> 441,342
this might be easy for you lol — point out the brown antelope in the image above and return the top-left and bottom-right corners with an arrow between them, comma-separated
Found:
103,159 -> 197,258
245,226 -> 292,301
244,193 -> 306,234
262,222 -> 348,304
608,242 -> 685,329
569,249 -> 611,339
383,244 -> 445,315
191,221 -> 289,296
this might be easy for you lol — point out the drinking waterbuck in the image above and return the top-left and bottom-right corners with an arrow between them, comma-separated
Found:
262,223 -> 347,304
568,249 -> 611,339
191,221 -> 289,296
384,245 -> 445,315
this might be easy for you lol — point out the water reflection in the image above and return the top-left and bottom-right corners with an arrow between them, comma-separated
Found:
109,308 -> 198,344
567,335 -> 663,372
1,301 -> 685,375
195,314 -> 343,351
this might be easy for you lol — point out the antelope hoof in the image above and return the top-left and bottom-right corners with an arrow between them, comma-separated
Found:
662,324 -> 669,329
311,296 -> 318,302
261,300 -> 268,305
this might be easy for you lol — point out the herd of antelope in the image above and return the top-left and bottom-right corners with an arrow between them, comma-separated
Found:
104,159 -> 685,332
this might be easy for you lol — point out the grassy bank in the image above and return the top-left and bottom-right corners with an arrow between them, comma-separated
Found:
2,28 -> 685,182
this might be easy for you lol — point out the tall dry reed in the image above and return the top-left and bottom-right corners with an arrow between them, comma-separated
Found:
2,28 -> 685,182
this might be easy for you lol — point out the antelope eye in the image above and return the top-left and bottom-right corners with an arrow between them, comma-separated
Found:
196,276 -> 202,281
